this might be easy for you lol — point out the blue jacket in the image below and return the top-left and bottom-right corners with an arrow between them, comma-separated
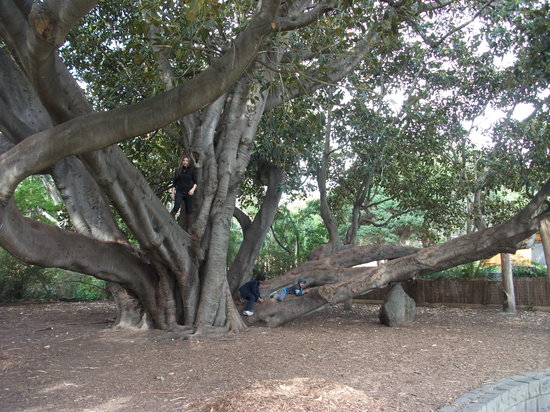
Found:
284,282 -> 306,296
239,279 -> 262,300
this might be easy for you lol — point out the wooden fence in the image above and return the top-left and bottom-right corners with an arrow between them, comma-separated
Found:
357,277 -> 550,308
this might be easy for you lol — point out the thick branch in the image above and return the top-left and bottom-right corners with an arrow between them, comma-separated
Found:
277,0 -> 336,31
29,0 -> 98,47
264,243 -> 419,293
0,48 -> 126,241
0,200 -> 157,292
228,159 -> 285,293
233,207 -> 252,232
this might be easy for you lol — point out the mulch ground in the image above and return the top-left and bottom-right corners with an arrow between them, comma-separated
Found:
0,300 -> 549,411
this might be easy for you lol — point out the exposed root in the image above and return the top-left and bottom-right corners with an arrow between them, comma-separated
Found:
154,325 -> 196,341
318,284 -> 335,302
111,312 -> 153,330
154,321 -> 248,341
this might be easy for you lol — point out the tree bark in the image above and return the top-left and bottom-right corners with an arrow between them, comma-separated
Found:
540,217 -> 550,277
228,159 -> 285,295
314,99 -> 341,258
501,253 -> 516,313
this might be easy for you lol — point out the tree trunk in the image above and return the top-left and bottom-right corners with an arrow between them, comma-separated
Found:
309,100 -> 341,259
0,0 -> 282,336
345,181 -> 371,246
540,217 -> 550,277
228,160 -> 285,295
501,253 -> 516,313
315,98 -> 341,257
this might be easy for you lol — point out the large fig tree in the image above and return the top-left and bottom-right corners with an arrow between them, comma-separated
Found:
1,0 -> 547,335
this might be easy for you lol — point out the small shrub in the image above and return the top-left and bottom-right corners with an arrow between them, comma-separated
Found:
0,249 -> 52,301
513,263 -> 548,278
0,248 -> 107,302
477,265 -> 501,280
420,261 -> 548,280
421,262 -> 499,280
54,271 -> 108,301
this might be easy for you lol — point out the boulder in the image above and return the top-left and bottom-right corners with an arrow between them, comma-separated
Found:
378,283 -> 416,327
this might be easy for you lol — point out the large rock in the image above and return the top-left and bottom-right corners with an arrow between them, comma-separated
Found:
378,283 -> 416,327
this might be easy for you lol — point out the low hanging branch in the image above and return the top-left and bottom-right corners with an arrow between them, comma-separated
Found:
253,178 -> 550,327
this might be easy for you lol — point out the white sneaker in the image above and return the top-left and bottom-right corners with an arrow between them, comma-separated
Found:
242,310 -> 253,316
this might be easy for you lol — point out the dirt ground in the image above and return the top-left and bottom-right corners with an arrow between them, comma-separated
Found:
0,301 -> 549,412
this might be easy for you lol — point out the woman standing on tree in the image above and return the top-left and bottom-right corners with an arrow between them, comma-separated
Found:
170,155 -> 197,231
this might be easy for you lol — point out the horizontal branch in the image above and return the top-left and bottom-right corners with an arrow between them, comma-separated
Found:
276,0 -> 337,31
0,200 -> 156,290
263,243 -> 419,293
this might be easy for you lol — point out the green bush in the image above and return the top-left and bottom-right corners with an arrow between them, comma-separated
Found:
477,265 -> 502,280
513,263 -> 548,278
421,261 -> 547,280
421,262 -> 500,280
420,267 -> 463,280
0,248 -> 108,302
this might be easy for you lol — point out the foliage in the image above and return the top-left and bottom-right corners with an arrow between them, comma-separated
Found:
249,97 -> 324,206
313,1 -> 548,242
423,261 -> 548,280
421,262 -> 500,281
481,1 -> 550,196
59,0 -> 548,241
0,248 -> 107,303
0,248 -> 52,302
14,176 -> 69,227
253,201 -> 328,278
60,1 -> 203,201
513,263 -> 548,278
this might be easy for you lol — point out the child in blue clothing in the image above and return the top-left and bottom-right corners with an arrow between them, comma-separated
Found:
270,278 -> 309,301
239,273 -> 266,316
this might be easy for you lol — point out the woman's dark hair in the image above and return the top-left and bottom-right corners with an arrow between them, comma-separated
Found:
255,273 -> 266,281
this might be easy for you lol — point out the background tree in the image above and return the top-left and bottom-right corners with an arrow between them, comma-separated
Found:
252,201 -> 329,277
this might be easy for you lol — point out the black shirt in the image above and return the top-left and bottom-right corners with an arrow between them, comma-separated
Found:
172,167 -> 197,193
